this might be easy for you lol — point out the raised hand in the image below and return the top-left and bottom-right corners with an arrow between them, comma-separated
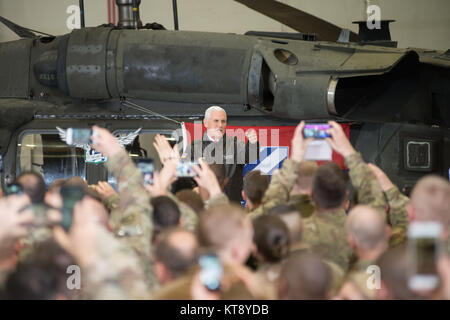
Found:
153,134 -> 180,165
95,181 -> 118,201
192,158 -> 222,198
91,126 -> 122,157
325,121 -> 356,158
291,121 -> 313,162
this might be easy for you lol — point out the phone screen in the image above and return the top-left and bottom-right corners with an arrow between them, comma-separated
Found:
199,254 -> 223,291
60,185 -> 85,231
137,158 -> 154,185
5,183 -> 23,196
67,128 -> 92,145
303,124 -> 331,139
176,161 -> 198,178
412,237 -> 439,275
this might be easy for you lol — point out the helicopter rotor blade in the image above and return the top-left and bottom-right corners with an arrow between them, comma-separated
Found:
0,16 -> 37,38
234,0 -> 358,42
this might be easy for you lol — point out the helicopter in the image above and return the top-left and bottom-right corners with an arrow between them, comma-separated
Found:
0,0 -> 448,193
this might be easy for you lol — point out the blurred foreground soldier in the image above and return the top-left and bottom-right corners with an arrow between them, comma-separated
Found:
375,246 -> 422,300
338,205 -> 389,299
277,252 -> 331,300
151,196 -> 181,241
289,161 -> 318,218
301,121 -> 387,272
252,214 -> 290,299
175,190 -> 204,215
3,239 -> 77,300
184,106 -> 259,202
154,228 -> 199,285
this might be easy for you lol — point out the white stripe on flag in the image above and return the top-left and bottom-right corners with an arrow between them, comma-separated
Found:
254,147 -> 289,175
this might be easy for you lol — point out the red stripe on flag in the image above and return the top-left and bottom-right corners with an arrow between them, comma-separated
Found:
183,122 -> 350,169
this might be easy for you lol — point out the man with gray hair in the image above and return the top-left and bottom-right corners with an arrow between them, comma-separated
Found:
185,106 -> 259,202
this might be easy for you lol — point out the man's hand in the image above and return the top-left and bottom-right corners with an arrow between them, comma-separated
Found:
325,121 -> 356,158
368,164 -> 394,192
144,162 -> 177,197
53,197 -> 105,268
0,195 -> 34,259
0,195 -> 34,242
91,125 -> 123,157
192,158 -> 222,198
291,121 -> 313,163
94,181 -> 118,201
245,129 -> 258,144
153,134 -> 180,165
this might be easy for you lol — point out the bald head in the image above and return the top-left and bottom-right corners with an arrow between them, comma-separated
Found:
347,205 -> 387,251
410,175 -> 450,226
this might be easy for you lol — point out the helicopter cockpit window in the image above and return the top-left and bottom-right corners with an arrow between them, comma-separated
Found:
107,131 -> 173,188
17,132 -> 86,186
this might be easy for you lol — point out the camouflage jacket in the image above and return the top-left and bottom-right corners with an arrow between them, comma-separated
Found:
106,149 -> 157,292
248,159 -> 302,220
289,194 -> 315,218
385,186 -> 409,247
166,192 -> 198,231
302,152 -> 387,272
82,227 -> 150,300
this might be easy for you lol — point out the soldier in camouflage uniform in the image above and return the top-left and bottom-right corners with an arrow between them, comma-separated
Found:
300,121 -> 387,273
91,125 -> 158,293
289,161 -> 318,218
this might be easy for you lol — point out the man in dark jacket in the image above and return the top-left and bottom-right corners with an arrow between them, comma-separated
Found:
184,106 -> 259,203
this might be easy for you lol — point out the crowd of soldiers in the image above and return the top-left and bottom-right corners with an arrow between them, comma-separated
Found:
0,120 -> 449,300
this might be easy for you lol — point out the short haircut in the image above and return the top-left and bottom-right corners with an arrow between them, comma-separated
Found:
197,204 -> 248,251
253,215 -> 290,263
61,177 -> 102,203
204,106 -> 226,119
278,252 -> 331,300
176,189 -> 204,215
3,239 -> 76,300
243,170 -> 270,205
410,175 -> 450,226
312,162 -> 348,209
295,161 -> 318,189
209,163 -> 227,187
16,171 -> 46,204
346,205 -> 387,251
151,196 -> 181,233
154,228 -> 199,279
376,246 -> 422,300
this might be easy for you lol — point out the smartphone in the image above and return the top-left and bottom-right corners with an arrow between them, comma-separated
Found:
66,128 -> 92,145
303,124 -> 331,139
199,254 -> 224,292
5,183 -> 23,196
60,185 -> 85,231
137,158 -> 154,185
176,161 -> 199,178
407,221 -> 443,291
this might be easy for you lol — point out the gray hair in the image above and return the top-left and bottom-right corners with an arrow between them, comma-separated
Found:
204,106 -> 226,119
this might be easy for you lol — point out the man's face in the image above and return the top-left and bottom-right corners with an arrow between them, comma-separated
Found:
204,110 -> 227,140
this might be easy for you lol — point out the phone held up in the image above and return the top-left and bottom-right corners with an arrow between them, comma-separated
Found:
60,185 -> 85,232
137,158 -> 154,185
199,254 -> 224,292
407,221 -> 443,291
176,160 -> 199,178
303,124 -> 331,139
66,128 -> 92,145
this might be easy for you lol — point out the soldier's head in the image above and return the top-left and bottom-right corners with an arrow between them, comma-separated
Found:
242,170 -> 270,209
197,204 -> 254,265
45,179 -> 66,209
253,214 -> 290,263
151,196 -> 181,239
291,161 -> 318,195
203,106 -> 227,140
409,175 -> 450,228
15,171 -> 46,204
154,228 -> 199,285
209,163 -> 228,190
346,205 -> 388,256
269,204 -> 303,244
311,162 -> 348,211
376,246 -> 423,300
278,252 -> 331,300
176,189 -> 205,215
2,239 -> 77,300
